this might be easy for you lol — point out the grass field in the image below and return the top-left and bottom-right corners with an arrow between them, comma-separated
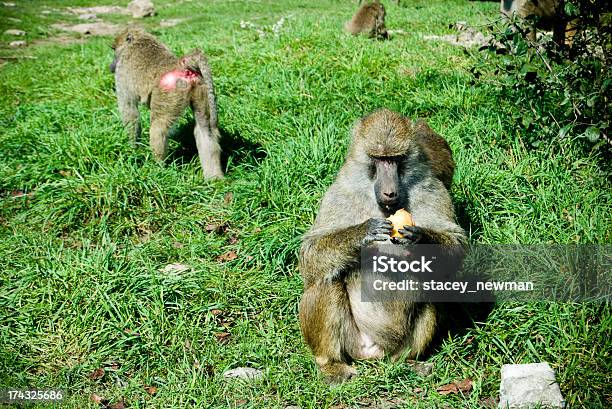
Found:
1,0 -> 610,408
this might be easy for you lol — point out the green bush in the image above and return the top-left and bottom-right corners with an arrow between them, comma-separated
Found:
473,0 -> 611,151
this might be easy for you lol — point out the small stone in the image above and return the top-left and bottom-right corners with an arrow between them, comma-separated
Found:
9,40 -> 26,47
128,0 -> 155,18
407,361 -> 434,377
4,29 -> 25,36
499,363 -> 566,408
78,13 -> 98,21
223,367 -> 263,380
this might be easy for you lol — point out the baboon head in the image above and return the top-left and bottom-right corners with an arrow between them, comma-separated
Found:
349,109 -> 416,213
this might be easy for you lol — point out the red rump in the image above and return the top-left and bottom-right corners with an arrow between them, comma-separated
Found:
160,69 -> 200,91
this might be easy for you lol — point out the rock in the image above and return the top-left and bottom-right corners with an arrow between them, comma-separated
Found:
223,367 -> 263,380
4,29 -> 25,36
128,0 -> 155,18
9,40 -> 26,47
78,13 -> 98,21
499,363 -> 566,408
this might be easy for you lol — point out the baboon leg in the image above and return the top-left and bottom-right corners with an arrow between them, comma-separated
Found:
118,93 -> 141,145
149,115 -> 172,161
299,282 -> 361,383
192,92 -> 223,179
407,304 -> 437,358
149,92 -> 186,161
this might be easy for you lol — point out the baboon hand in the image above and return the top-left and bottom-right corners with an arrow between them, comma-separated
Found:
392,225 -> 423,245
362,218 -> 392,245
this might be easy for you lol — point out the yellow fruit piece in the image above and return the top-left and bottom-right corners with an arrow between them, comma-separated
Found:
387,209 -> 414,238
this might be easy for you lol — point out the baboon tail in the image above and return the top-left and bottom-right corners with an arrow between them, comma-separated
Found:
190,49 -> 219,129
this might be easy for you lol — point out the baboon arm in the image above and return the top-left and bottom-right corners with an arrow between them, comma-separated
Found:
299,222 -> 368,287
409,180 -> 467,247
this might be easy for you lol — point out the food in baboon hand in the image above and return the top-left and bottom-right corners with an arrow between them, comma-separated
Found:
298,109 -> 466,383
387,208 -> 414,238
110,27 -> 223,179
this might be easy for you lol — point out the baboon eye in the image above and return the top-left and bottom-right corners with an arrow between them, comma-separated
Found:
368,162 -> 376,179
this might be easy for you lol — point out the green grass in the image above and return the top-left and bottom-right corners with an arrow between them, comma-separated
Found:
1,0 -> 610,407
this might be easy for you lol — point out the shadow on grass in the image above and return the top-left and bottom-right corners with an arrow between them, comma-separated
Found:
168,121 -> 267,174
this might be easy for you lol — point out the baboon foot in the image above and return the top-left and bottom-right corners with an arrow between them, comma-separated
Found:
319,361 -> 358,384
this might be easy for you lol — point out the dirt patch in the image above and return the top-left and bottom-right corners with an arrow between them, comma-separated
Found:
52,22 -> 121,36
66,6 -> 129,16
424,22 -> 492,48
160,18 -> 184,28
32,35 -> 86,47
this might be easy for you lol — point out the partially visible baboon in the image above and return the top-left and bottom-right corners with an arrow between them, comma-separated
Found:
500,0 -> 573,46
358,0 -> 400,5
298,109 -> 466,383
110,27 -> 223,179
346,1 -> 388,39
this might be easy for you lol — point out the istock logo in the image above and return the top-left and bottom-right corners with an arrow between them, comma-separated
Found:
372,255 -> 435,274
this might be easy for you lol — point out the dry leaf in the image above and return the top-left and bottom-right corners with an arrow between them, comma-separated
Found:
205,223 -> 229,234
173,242 -> 184,249
10,190 -> 33,198
159,263 -> 190,274
109,362 -> 120,370
89,368 -> 105,380
413,387 -> 423,393
217,251 -> 238,262
437,383 -> 458,395
235,399 -> 247,405
455,378 -> 472,393
215,332 -> 231,343
436,378 -> 472,395
109,400 -> 126,409
59,170 -> 71,177
90,393 -> 104,403
223,192 -> 233,205
211,309 -> 223,316
205,223 -> 220,232
144,386 -> 157,395
229,236 -> 238,244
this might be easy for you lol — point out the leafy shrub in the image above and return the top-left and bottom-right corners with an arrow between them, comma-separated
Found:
472,0 -> 611,150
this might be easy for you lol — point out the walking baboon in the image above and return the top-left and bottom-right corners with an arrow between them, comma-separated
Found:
346,1 -> 388,39
500,0 -> 571,45
110,28 -> 223,179
299,109 -> 466,383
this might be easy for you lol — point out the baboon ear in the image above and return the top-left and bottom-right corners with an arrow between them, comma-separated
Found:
126,32 -> 133,43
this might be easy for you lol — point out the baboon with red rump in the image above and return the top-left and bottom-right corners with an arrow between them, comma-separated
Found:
110,28 -> 223,179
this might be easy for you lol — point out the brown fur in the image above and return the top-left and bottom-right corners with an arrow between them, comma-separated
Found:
346,1 -> 388,39
110,27 -> 223,179
298,109 -> 466,382
500,0 -> 574,46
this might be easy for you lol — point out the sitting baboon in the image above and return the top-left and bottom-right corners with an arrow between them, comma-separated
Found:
500,0 -> 575,46
110,28 -> 223,179
346,1 -> 388,39
299,109 -> 466,382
